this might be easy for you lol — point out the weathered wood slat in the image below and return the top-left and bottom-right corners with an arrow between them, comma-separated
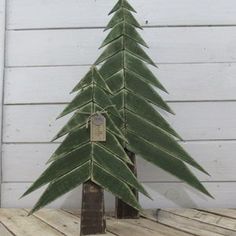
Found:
86,234 -> 113,236
139,183 -> 236,209
4,102 -> 236,143
3,105 -> 68,143
24,209 -> 80,236
127,218 -> 194,236
0,209 -> 64,236
142,209 -> 158,222
0,223 -> 13,236
2,143 -> 58,182
80,181 -> 106,235
61,210 -> 117,236
1,183 -> 115,211
3,141 -> 236,183
167,209 -> 236,231
1,182 -> 83,209
86,234 -> 114,236
157,210 -> 234,236
0,0 -> 6,203
64,210 -> 161,235
5,63 -> 236,104
199,209 -> 236,220
85,232 -> 114,236
1,209 -> 236,235
7,0 -> 236,29
116,150 -> 139,219
63,209 -> 115,218
107,218 -> 162,236
61,210 -> 116,236
6,27 -> 236,67
62,209 -> 81,217
4,66 -> 87,104
3,182 -> 236,209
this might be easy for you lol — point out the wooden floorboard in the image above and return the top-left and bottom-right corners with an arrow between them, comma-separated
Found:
25,209 -> 81,236
0,222 -> 13,236
198,209 -> 236,220
120,218 -> 194,236
0,209 -> 236,235
157,210 -> 236,236
0,209 -> 64,236
166,209 -> 236,231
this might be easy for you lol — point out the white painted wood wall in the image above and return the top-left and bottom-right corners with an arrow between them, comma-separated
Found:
0,0 -> 236,210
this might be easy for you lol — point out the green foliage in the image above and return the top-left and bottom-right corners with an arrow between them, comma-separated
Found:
23,67 -> 148,214
96,0 -> 212,198
24,0 -> 212,214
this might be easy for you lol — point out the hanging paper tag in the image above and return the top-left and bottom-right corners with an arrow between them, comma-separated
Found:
90,114 -> 106,142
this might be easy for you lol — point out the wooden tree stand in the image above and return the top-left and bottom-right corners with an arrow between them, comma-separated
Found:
116,150 -> 139,219
80,152 -> 139,235
80,181 -> 106,235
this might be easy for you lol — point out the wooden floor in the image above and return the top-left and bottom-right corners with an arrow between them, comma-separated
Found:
0,209 -> 236,236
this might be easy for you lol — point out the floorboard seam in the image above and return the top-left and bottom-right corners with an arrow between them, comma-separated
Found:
22,209 -> 67,236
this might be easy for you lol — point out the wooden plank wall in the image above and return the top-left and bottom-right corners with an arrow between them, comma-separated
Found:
1,0 -> 236,209
0,0 -> 6,206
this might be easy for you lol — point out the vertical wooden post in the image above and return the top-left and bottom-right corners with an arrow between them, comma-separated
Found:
115,149 -> 140,219
80,181 -> 106,235
0,0 -> 6,206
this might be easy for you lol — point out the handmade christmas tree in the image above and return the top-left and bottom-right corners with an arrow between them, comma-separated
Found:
96,0 -> 212,214
22,67 -> 150,234
23,0 -> 212,235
